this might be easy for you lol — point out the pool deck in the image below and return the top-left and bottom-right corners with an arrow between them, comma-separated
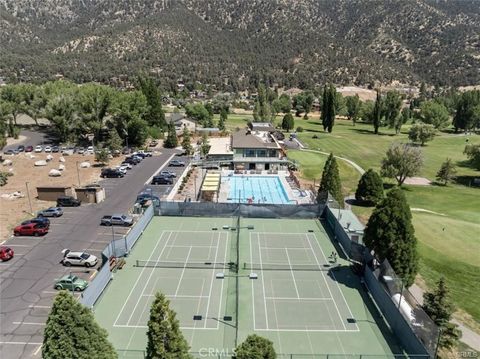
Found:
217,170 -> 313,204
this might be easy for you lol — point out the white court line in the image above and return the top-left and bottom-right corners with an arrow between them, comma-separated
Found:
304,233 -> 346,331
12,322 -> 45,326
285,248 -> 300,299
142,294 -> 210,298
253,328 -> 359,332
164,245 -> 218,249
203,232 -> 220,328
113,324 -> 218,330
265,297 -> 333,301
260,246 -> 309,250
309,233 -> 359,331
29,305 -> 51,309
42,291 -> 57,294
215,232 -> 229,329
250,232 -> 256,330
2,244 -> 31,247
113,231 -> 168,326
126,231 -> 175,326
174,246 -> 193,297
256,233 -> 269,330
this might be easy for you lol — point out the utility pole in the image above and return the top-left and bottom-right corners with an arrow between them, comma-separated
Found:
76,161 -> 81,187
25,182 -> 33,214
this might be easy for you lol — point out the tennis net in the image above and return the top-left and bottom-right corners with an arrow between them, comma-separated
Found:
243,262 -> 338,271
136,260 -> 235,269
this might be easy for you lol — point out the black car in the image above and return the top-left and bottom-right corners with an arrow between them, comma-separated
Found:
151,176 -> 173,185
21,217 -> 51,227
100,168 -> 125,178
124,156 -> 141,165
136,193 -> 160,206
57,196 -> 81,207
16,145 -> 25,152
51,146 -> 60,153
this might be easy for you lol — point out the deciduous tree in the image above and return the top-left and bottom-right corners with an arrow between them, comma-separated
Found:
346,95 -> 361,126
408,124 -> 436,146
43,291 -> 117,359
164,123 -> 178,148
383,90 -> 403,134
381,143 -> 423,186
419,101 -> 450,129
436,158 -> 457,185
463,144 -> 480,170
181,127 -> 193,155
138,76 -> 166,129
364,188 -> 418,287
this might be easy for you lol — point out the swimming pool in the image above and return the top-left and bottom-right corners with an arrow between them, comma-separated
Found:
225,176 -> 292,204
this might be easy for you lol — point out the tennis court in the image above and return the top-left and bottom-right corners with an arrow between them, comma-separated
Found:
94,216 -> 403,357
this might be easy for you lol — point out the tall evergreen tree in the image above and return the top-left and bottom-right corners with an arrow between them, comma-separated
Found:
355,169 -> 384,205
321,85 -> 336,132
181,127 -> 193,155
372,90 -> 383,134
138,76 -> 166,129
146,292 -> 190,359
164,123 -> 178,148
218,108 -> 227,131
235,334 -> 276,359
346,94 -> 361,126
364,189 -> 418,287
253,84 -> 272,122
317,153 -> 343,205
281,113 -> 294,131
383,90 -> 403,134
43,291 -> 117,359
423,277 -> 461,349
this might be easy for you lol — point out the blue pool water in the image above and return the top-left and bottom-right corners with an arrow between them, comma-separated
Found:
225,176 -> 291,204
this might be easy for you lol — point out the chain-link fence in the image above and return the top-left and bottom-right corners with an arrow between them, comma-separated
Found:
155,200 -> 325,219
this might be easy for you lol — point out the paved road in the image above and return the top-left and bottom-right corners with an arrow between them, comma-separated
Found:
3,129 -> 50,152
0,150 -> 184,359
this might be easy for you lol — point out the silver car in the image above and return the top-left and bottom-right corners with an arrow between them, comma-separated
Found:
61,249 -> 98,267
37,207 -> 63,218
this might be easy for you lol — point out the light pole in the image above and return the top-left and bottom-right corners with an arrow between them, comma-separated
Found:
76,161 -> 81,187
25,182 -> 33,214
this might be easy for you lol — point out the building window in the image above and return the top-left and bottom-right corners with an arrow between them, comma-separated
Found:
245,149 -> 255,157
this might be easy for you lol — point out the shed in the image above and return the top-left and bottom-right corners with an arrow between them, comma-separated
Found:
36,186 -> 75,202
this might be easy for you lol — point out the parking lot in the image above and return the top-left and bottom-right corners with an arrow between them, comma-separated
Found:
0,149 -> 188,359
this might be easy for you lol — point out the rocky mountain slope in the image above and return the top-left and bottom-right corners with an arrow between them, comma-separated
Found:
0,0 -> 478,89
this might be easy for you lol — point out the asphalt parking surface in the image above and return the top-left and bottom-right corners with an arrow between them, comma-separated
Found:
0,149 -> 187,358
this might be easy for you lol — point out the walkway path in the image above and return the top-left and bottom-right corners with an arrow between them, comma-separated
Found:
300,149 -> 366,174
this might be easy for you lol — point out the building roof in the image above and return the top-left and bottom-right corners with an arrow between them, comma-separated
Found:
231,130 -> 280,149
167,113 -> 186,124
207,137 -> 233,156
249,122 -> 275,132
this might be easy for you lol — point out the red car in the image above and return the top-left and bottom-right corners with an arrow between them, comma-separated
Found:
25,145 -> 34,152
13,223 -> 48,237
0,246 -> 14,261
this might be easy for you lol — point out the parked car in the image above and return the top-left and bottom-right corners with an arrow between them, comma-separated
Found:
169,160 -> 185,167
86,146 -> 94,155
57,196 -> 81,207
100,168 -> 124,178
13,223 -> 48,236
136,193 -> 160,206
44,146 -> 52,153
115,166 -> 128,175
61,249 -> 98,267
37,207 -> 63,218
149,140 -> 158,147
151,175 -> 173,185
132,152 -> 146,159
54,274 -> 88,291
122,147 -> 133,155
25,145 -> 34,152
124,156 -> 141,165
77,147 -> 85,154
51,146 -> 60,153
4,149 -> 17,155
135,150 -> 153,158
101,214 -> 134,226
120,162 -> 133,170
159,170 -> 176,178
0,246 -> 14,261
16,145 -> 25,152
34,145 -> 43,153
175,150 -> 187,156
21,217 -> 50,228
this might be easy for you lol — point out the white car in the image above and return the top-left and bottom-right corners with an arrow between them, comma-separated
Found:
44,146 -> 52,153
34,145 -> 43,153
61,249 -> 98,268
120,162 -> 133,170
86,146 -> 94,155
115,165 -> 128,174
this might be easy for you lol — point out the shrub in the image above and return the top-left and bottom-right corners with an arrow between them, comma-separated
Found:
296,126 -> 304,132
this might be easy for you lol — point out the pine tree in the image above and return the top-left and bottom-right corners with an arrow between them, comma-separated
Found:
281,113 -> 294,131
372,90 -> 383,134
235,334 -> 276,359
43,291 -> 117,359
146,292 -> 190,359
355,169 -> 384,205
181,127 -> 193,155
364,188 -> 418,287
200,133 -> 210,157
218,108 -> 227,132
138,76 -> 166,129
317,153 -> 343,205
423,277 -> 461,349
164,123 -> 178,148
436,158 -> 457,185
321,84 -> 336,132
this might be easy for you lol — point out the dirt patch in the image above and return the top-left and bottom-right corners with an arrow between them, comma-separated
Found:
0,152 -> 124,241
403,177 -> 432,185
337,86 -> 377,102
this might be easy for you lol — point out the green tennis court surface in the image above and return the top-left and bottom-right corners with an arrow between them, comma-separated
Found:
94,216 -> 404,357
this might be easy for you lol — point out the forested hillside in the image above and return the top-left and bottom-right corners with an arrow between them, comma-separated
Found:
0,0 -> 479,89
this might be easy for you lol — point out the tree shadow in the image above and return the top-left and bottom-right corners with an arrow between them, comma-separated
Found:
454,175 -> 480,187
383,183 -> 397,190
350,128 -> 395,136
347,198 -> 376,208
